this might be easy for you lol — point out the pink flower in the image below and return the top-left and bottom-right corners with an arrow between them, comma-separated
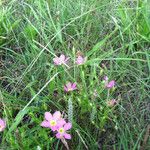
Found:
64,82 -> 77,92
104,76 -> 109,81
0,118 -> 6,132
76,56 -> 86,65
104,76 -> 115,89
56,122 -> 72,140
53,54 -> 69,65
106,99 -> 117,107
41,111 -> 65,131
106,80 -> 115,88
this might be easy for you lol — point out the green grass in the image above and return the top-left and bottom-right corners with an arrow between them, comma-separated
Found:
0,0 -> 150,149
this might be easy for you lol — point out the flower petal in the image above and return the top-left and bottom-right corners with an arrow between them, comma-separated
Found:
0,119 -> 5,126
40,121 -> 50,128
76,56 -> 85,65
64,133 -> 71,139
53,58 -> 60,65
72,83 -> 77,89
104,76 -> 108,81
106,80 -> 115,88
59,54 -> 65,61
53,111 -> 61,120
0,119 -> 6,132
56,133 -> 62,139
44,112 -> 52,121
64,123 -> 72,130
107,99 -> 117,107
65,57 -> 70,62
66,82 -> 72,89
57,119 -> 66,127
51,126 -> 57,131
64,86 -> 68,92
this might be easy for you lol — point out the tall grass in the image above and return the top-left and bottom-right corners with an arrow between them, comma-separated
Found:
0,0 -> 149,149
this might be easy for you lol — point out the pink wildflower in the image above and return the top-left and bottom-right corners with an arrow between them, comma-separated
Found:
0,118 -> 6,132
64,82 -> 77,92
106,99 -> 117,107
104,76 -> 109,81
106,80 -> 115,88
41,111 -> 65,131
56,122 -> 72,140
76,56 -> 86,65
104,76 -> 115,89
53,54 -> 69,65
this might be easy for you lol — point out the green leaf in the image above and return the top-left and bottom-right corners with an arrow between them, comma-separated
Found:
87,28 -> 118,57
87,38 -> 106,57
7,108 -> 29,134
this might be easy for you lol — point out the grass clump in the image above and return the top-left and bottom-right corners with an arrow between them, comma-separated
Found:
0,0 -> 150,149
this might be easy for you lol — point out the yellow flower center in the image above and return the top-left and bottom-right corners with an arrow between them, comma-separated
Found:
58,127 -> 65,134
68,88 -> 73,91
50,120 -> 56,126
